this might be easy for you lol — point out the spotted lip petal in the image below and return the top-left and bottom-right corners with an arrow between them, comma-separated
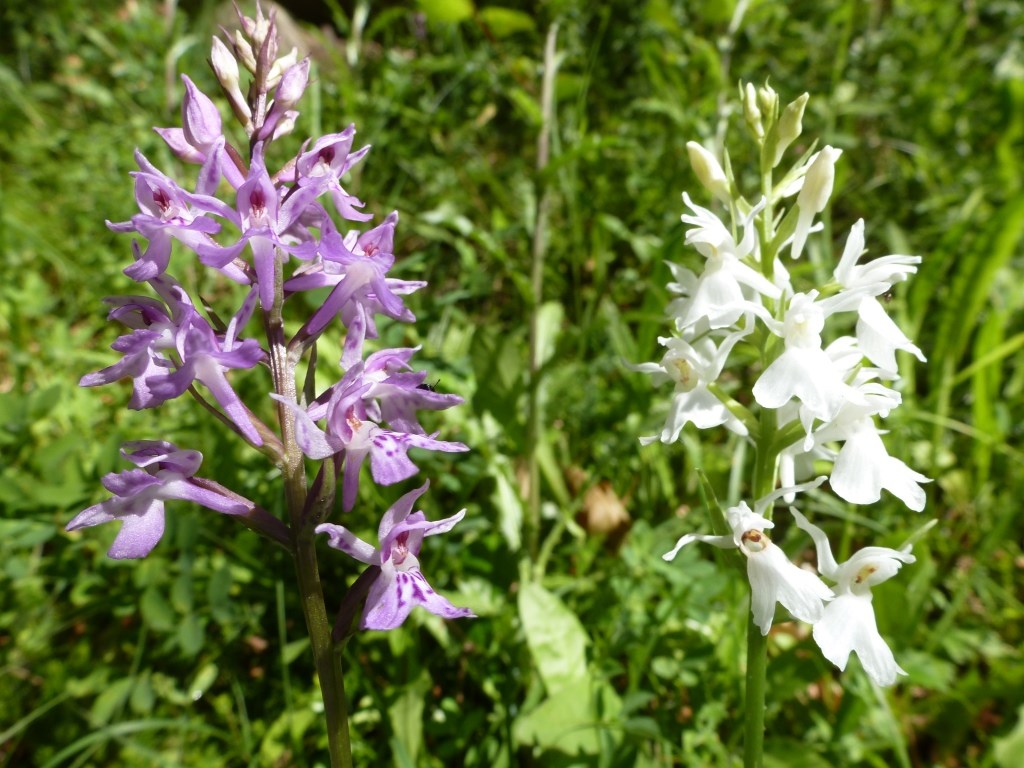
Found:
315,484 -> 475,631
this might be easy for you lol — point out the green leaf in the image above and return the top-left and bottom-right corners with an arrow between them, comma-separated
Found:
89,677 -> 133,726
518,582 -> 588,694
491,455 -> 523,551
533,301 -> 564,370
417,0 -> 474,24
995,705 -> 1024,768
176,613 -> 205,658
139,587 -> 175,632
512,678 -> 622,755
128,675 -> 155,715
388,670 -> 430,764
189,664 -> 218,701
477,7 -> 536,37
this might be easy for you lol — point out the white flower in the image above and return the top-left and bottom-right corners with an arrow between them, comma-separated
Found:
834,220 -> 926,376
815,410 -> 931,512
834,219 -> 921,290
752,292 -> 865,428
664,480 -> 834,635
854,297 -> 926,377
791,146 -> 842,259
777,376 -> 931,511
671,194 -> 778,331
629,331 -> 749,442
792,509 -> 915,686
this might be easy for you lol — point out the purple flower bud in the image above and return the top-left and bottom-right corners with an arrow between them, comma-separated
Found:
181,76 -> 224,153
272,59 -> 309,111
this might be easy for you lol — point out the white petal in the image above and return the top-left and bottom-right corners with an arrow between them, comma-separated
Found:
830,427 -> 886,505
663,533 -> 734,561
754,348 -> 849,421
833,219 -> 865,287
857,298 -> 925,374
879,456 -> 931,512
813,593 -> 906,686
790,508 -> 840,579
746,545 -> 832,634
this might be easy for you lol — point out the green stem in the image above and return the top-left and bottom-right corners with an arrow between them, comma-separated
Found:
744,406 -> 778,768
265,244 -> 352,767
294,532 -> 352,768
743,617 -> 768,768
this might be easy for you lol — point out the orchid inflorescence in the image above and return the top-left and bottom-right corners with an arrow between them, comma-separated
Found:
69,2 -> 473,633
635,83 -> 930,687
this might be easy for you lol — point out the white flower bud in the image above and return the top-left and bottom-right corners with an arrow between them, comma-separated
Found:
211,36 -> 240,92
772,92 -> 809,166
234,30 -> 257,73
267,48 -> 300,89
686,141 -> 730,203
791,146 -> 841,258
757,83 -> 778,119
743,82 -> 763,139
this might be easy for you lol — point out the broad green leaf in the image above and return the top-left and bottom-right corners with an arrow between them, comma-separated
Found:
140,587 -> 175,632
89,677 -> 133,726
417,0 -> 474,24
388,670 -> 430,764
478,7 -> 535,37
512,678 -> 622,755
518,582 -> 587,694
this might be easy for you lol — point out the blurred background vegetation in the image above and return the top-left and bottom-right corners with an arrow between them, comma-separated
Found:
2,0 -> 1023,765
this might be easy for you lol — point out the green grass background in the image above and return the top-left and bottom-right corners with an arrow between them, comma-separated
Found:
1,0 -> 1022,765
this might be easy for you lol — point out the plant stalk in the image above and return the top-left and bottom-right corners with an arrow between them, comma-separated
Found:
744,404 -> 778,768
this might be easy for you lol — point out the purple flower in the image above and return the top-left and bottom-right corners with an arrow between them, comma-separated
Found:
82,279 -> 265,445
80,292 -> 179,408
315,483 -> 475,630
287,213 -> 424,343
107,151 -> 235,282
272,357 -> 467,511
291,125 -> 372,222
195,142 -> 319,310
360,347 -> 463,435
67,441 -> 250,559
144,287 -> 266,445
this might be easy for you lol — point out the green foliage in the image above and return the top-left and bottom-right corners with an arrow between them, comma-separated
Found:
2,0 -> 1022,766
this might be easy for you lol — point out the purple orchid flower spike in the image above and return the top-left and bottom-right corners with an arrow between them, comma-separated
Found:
107,151 -> 236,282
155,75 -> 245,191
293,125 -> 373,222
67,441 -> 250,559
195,141 -> 319,310
272,359 -> 467,511
315,482 -> 475,630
